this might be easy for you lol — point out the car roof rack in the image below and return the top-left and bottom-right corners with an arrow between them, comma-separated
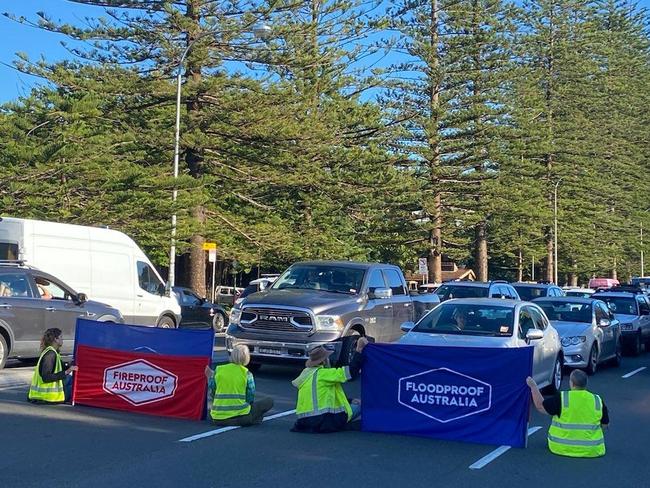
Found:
491,280 -> 508,284
0,259 -> 27,267
595,284 -> 644,294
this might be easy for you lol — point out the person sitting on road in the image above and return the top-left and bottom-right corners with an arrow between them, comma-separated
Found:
204,344 -> 273,426
28,328 -> 78,404
527,370 -> 608,458
291,337 -> 369,434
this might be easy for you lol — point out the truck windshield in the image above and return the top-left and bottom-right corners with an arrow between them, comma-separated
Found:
272,265 -> 365,295
413,303 -> 514,336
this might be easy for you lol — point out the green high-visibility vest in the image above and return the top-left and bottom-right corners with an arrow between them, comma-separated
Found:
210,363 -> 251,420
28,346 -> 65,403
547,390 -> 606,458
295,366 -> 352,420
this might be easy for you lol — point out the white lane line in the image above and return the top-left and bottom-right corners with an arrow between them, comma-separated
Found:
178,409 -> 295,443
469,426 -> 542,470
0,382 -> 29,391
622,367 -> 647,378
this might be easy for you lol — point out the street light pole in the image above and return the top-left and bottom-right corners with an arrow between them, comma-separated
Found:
641,222 -> 644,277
553,179 -> 562,285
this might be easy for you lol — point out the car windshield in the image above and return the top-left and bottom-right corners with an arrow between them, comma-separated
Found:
272,265 -> 365,295
537,301 -> 592,323
595,296 -> 638,315
565,291 -> 593,298
435,284 -> 489,300
239,284 -> 258,299
513,286 -> 545,301
413,303 -> 514,336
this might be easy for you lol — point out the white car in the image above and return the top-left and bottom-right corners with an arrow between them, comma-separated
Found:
563,287 -> 596,298
399,298 -> 563,392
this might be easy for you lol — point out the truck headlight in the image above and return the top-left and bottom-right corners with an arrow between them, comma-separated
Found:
315,315 -> 344,331
230,308 -> 242,325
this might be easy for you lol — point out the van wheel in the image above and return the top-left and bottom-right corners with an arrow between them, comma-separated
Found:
0,334 -> 7,370
157,316 -> 176,329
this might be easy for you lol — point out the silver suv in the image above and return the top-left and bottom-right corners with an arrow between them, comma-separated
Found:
0,262 -> 124,368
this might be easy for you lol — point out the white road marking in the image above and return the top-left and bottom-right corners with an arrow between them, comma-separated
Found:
469,426 -> 542,470
178,409 -> 296,443
622,367 -> 647,378
0,382 -> 28,391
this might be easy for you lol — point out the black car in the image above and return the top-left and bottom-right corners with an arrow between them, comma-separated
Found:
172,286 -> 228,332
511,281 -> 564,301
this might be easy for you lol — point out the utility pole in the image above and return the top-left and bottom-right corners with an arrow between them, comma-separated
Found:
641,223 -> 644,277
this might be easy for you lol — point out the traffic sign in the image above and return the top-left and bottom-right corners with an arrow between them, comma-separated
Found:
418,258 -> 428,275
208,249 -> 217,263
202,242 -> 217,251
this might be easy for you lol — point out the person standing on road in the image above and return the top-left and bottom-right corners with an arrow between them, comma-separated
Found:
28,328 -> 78,404
204,344 -> 273,426
291,337 -> 369,433
526,370 -> 608,458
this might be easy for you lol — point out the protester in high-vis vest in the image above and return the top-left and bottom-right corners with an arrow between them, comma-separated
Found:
527,370 -> 608,458
204,344 -> 273,426
291,336 -> 369,433
28,328 -> 78,404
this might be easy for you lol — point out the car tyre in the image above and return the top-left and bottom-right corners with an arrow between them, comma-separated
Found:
337,331 -> 361,367
0,334 -> 7,370
585,344 -> 598,376
212,312 -> 226,333
546,356 -> 563,394
626,332 -> 642,356
157,316 -> 176,329
247,362 -> 262,372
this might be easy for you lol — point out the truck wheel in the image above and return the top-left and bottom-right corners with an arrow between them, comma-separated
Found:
0,334 -> 7,370
212,312 -> 226,333
337,331 -> 360,367
157,316 -> 176,329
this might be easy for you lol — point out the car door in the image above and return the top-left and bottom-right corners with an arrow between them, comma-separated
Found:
0,270 -> 45,357
383,268 -> 412,340
181,289 -> 205,327
135,261 -> 164,325
594,301 -> 613,359
518,306 -> 547,384
529,306 -> 557,374
31,273 -> 87,355
363,269 -> 394,342
636,295 -> 650,341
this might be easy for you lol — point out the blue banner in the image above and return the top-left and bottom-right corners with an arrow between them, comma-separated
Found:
361,344 -> 533,447
74,318 -> 214,357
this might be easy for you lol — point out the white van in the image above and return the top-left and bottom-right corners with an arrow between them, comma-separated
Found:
0,217 -> 181,327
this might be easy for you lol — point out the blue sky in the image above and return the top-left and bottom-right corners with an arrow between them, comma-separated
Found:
1,0 -> 649,103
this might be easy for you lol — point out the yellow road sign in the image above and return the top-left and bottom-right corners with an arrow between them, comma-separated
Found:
202,242 -> 217,251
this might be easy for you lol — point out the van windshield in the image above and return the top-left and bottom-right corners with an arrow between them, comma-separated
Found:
0,243 -> 19,260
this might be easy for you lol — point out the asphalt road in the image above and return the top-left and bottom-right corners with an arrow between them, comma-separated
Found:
1,341 -> 649,488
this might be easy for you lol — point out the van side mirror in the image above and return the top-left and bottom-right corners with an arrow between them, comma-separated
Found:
76,293 -> 88,305
157,283 -> 166,296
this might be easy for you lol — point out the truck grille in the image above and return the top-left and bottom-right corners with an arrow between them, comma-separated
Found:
240,307 -> 313,332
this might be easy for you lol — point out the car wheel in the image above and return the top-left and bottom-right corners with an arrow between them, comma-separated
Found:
0,334 -> 7,370
547,356 -> 563,394
247,362 -> 262,372
610,339 -> 622,367
337,331 -> 361,367
157,316 -> 176,329
212,312 -> 226,333
585,344 -> 598,376
627,332 -> 642,356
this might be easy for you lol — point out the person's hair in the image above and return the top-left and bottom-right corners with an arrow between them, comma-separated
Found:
569,369 -> 588,389
40,328 -> 62,352
230,345 -> 250,366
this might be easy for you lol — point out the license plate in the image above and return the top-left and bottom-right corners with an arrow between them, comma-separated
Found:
258,347 -> 282,355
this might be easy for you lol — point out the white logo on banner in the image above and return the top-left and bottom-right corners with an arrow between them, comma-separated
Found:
397,368 -> 492,423
103,359 -> 178,406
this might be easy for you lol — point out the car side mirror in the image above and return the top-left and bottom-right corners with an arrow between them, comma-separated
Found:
373,288 -> 392,300
526,329 -> 544,341
76,293 -> 88,305
401,321 -> 416,332
598,318 -> 611,327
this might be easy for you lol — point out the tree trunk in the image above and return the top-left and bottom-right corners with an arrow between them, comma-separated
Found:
189,207 -> 206,296
545,229 -> 554,282
568,259 -> 578,286
475,222 -> 488,281
611,256 -> 617,280
428,227 -> 442,283
517,248 -> 523,282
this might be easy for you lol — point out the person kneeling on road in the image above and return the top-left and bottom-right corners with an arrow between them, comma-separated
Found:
527,369 -> 608,458
291,337 -> 369,433
28,328 -> 78,404
205,345 -> 273,426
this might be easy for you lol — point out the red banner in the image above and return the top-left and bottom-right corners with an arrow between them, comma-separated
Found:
73,345 -> 209,420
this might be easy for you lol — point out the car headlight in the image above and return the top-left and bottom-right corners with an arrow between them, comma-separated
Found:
229,308 -> 242,325
315,315 -> 344,331
561,336 -> 586,347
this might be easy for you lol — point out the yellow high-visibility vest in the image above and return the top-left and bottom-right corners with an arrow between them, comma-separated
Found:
28,346 -> 65,403
547,390 -> 605,457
